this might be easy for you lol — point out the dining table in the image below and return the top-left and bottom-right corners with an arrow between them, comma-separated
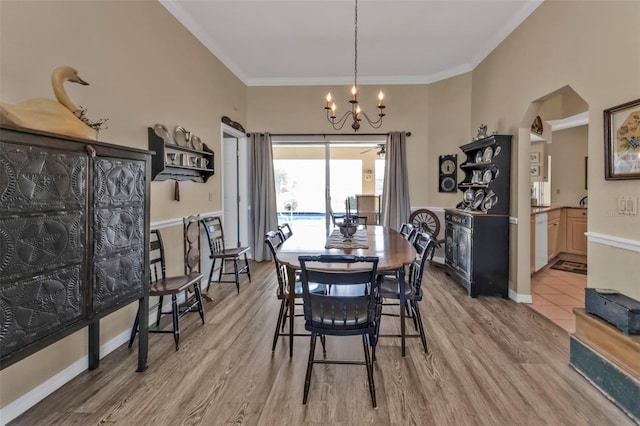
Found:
275,225 -> 417,357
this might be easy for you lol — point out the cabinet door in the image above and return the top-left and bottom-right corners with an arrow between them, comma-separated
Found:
547,218 -> 561,260
566,218 -> 587,255
456,226 -> 472,280
445,222 -> 455,267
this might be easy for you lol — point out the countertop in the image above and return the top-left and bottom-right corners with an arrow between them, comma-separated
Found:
531,205 -> 587,215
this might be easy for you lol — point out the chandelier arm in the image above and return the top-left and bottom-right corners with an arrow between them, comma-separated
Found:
327,110 -> 354,131
359,111 -> 384,129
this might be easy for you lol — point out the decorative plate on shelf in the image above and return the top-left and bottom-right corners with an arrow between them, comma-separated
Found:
190,135 -> 203,151
471,189 -> 485,210
174,126 -> 189,147
463,189 -> 475,203
475,151 -> 483,163
482,146 -> 494,162
153,123 -> 171,144
493,145 -> 502,158
482,169 -> 492,184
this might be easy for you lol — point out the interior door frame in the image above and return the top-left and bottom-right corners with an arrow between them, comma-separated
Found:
220,123 -> 249,250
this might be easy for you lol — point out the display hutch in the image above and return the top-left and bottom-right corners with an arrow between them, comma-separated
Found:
445,134 -> 511,298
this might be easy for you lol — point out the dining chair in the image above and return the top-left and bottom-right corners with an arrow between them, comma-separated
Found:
128,216 -> 205,351
399,222 -> 414,240
298,254 -> 381,408
264,231 -> 325,351
277,223 -> 293,241
200,216 -> 251,294
376,231 -> 436,354
352,215 -> 368,226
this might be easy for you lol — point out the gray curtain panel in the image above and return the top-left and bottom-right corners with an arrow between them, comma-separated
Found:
381,131 -> 411,230
249,132 -> 278,261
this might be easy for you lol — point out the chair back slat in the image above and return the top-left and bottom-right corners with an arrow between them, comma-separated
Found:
277,223 -> 293,241
149,229 -> 166,283
299,255 -> 378,333
409,232 -> 437,294
201,216 -> 226,254
265,231 -> 288,293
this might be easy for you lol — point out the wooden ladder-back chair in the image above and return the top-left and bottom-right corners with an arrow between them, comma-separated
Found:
129,215 -> 205,351
298,254 -> 381,408
264,231 -> 325,352
376,232 -> 436,354
277,223 -> 293,241
200,216 -> 251,294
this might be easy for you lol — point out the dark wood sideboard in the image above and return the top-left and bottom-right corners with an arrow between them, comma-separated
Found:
0,125 -> 150,372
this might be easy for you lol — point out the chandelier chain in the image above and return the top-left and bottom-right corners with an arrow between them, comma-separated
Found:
354,0 -> 358,89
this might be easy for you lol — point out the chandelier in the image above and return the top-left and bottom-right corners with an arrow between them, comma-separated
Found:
324,0 -> 386,131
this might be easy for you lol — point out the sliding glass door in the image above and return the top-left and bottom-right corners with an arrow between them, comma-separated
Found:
272,137 -> 385,233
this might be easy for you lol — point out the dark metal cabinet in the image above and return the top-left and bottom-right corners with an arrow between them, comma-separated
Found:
445,134 -> 511,298
445,210 -> 509,298
0,125 -> 150,371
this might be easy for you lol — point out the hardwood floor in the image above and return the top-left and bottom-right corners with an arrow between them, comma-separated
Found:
11,261 -> 633,425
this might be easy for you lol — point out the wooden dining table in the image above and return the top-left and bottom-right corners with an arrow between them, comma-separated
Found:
275,225 -> 416,357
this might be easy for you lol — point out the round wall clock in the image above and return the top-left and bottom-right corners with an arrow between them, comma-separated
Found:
438,154 -> 458,193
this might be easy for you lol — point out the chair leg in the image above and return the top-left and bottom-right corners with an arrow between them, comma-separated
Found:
400,293 -> 406,357
303,333 -> 317,405
272,299 -> 287,351
208,258 -> 217,285
128,302 -> 141,348
362,335 -> 377,408
156,296 -> 164,327
320,335 -> 326,356
244,253 -> 251,282
171,294 -> 180,350
233,258 -> 240,293
413,301 -> 428,353
194,283 -> 205,324
282,303 -> 289,331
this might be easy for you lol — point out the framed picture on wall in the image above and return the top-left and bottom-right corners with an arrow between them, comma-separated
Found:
604,98 -> 640,180
530,152 -> 540,163
530,165 -> 540,177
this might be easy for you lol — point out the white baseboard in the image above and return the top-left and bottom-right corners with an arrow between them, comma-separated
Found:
0,298 -> 177,426
509,288 -> 532,303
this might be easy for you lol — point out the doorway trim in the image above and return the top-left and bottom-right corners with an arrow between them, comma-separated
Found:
220,123 -> 249,250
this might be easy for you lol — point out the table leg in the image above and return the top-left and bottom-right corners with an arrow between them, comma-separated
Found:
286,266 -> 297,358
399,272 -> 406,357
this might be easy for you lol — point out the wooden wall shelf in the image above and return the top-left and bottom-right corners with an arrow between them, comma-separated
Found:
148,127 -> 214,182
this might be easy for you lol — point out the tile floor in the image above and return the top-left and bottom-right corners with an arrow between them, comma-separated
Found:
529,260 -> 587,333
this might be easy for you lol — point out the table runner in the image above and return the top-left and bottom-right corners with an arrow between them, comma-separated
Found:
324,228 -> 369,249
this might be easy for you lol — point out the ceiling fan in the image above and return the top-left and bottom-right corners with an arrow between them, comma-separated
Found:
360,143 -> 386,157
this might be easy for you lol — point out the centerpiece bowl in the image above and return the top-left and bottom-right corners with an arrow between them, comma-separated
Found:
339,222 -> 358,238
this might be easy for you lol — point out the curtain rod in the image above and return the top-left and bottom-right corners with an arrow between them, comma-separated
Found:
246,131 -> 411,137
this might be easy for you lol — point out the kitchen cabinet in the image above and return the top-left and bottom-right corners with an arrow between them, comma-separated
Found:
566,208 -> 587,255
547,209 -> 561,261
0,125 -> 150,372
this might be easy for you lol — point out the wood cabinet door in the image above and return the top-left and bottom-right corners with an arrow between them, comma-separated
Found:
547,218 -> 561,260
566,218 -> 587,255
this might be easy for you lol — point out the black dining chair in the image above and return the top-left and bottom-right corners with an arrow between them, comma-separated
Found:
376,232 -> 436,354
129,216 -> 205,351
264,231 -> 325,352
200,216 -> 251,294
277,223 -> 293,241
298,254 -> 381,408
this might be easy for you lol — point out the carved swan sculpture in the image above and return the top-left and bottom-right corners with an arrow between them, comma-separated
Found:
0,66 -> 98,140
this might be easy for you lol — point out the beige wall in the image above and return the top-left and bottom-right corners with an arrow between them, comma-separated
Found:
2,0 -> 640,418
0,0 -> 246,410
548,126 -> 588,206
471,0 -> 640,299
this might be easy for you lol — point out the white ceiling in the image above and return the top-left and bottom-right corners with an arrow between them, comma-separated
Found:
160,0 -> 542,87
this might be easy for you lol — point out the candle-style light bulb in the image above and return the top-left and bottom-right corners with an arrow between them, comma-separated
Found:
326,93 -> 332,109
351,85 -> 357,101
355,105 -> 361,118
378,91 -> 384,106
331,103 -> 337,118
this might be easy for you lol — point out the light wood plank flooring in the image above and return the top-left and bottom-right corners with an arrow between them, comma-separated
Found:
11,261 -> 633,425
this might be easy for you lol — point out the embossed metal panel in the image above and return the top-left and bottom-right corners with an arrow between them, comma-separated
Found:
92,158 -> 146,312
0,213 -> 85,280
94,158 -> 144,207
0,143 -> 86,210
94,207 -> 144,258
93,253 -> 143,312
0,266 -> 83,354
